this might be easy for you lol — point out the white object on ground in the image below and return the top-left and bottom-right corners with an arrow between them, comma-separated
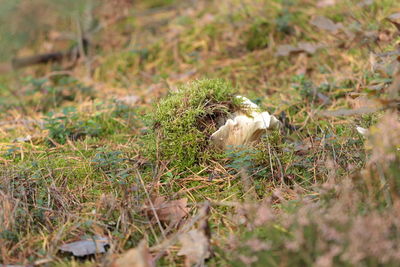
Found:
211,96 -> 281,149
356,126 -> 369,136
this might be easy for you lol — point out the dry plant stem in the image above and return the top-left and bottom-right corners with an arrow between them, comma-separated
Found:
267,137 -> 275,183
136,169 -> 166,241
151,201 -> 211,261
44,71 -> 73,79
376,163 -> 392,207
239,168 -> 257,200
75,15 -> 91,79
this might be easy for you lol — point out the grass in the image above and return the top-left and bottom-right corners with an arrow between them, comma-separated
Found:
0,0 -> 400,266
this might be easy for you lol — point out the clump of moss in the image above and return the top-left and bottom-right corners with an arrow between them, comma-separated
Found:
142,79 -> 240,173
245,20 -> 271,51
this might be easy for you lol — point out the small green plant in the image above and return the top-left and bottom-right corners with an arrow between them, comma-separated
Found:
142,78 -> 241,173
275,8 -> 295,35
292,75 -> 334,104
92,149 -> 130,185
225,146 -> 258,172
144,0 -> 175,8
21,75 -> 94,112
44,107 -> 102,144
92,149 -> 125,172
245,20 -> 271,51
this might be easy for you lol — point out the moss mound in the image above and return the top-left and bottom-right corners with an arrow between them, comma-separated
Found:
143,78 -> 240,173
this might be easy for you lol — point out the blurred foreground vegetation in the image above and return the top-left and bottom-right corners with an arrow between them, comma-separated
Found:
0,0 -> 400,266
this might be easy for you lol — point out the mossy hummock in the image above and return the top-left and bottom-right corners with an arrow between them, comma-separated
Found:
143,79 -> 241,173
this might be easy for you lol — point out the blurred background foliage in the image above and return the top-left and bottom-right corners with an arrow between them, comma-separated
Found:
0,0 -> 99,61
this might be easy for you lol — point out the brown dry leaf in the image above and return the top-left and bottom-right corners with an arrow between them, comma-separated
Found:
369,51 -> 400,77
112,240 -> 154,267
388,13 -> 400,21
378,30 -> 392,43
387,69 -> 400,99
310,16 -> 343,34
276,45 -> 298,57
177,229 -> 211,266
298,42 -> 324,54
387,13 -> 400,32
347,96 -> 380,110
358,0 -> 373,6
146,197 -> 189,226
276,42 -> 323,56
317,0 -> 336,7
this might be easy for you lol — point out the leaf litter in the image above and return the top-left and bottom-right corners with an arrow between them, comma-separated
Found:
143,196 -> 189,227
3,0 -> 400,266
310,15 -> 343,34
59,236 -> 109,257
112,240 -> 154,267
276,42 -> 324,57
177,229 -> 211,266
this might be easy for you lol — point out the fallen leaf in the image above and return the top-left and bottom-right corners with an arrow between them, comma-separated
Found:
347,96 -> 380,110
60,236 -> 109,257
369,51 -> 400,77
388,13 -> 400,20
317,0 -> 336,7
297,42 -> 324,54
276,45 -> 298,57
112,240 -> 154,267
387,13 -> 400,32
276,42 -> 323,56
310,16 -> 342,34
145,197 -> 189,226
13,135 -> 32,143
378,30 -> 392,42
178,229 -> 210,266
317,92 -> 331,105
387,65 -> 400,99
117,95 -> 139,106
358,0 -> 373,6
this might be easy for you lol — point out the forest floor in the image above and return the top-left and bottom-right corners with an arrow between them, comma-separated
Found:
1,0 -> 400,266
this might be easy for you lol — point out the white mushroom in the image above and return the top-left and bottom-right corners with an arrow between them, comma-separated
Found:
210,96 -> 281,149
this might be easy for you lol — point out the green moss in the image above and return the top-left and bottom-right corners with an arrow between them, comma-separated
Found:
144,0 -> 175,8
245,20 -> 271,51
142,78 -> 240,173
